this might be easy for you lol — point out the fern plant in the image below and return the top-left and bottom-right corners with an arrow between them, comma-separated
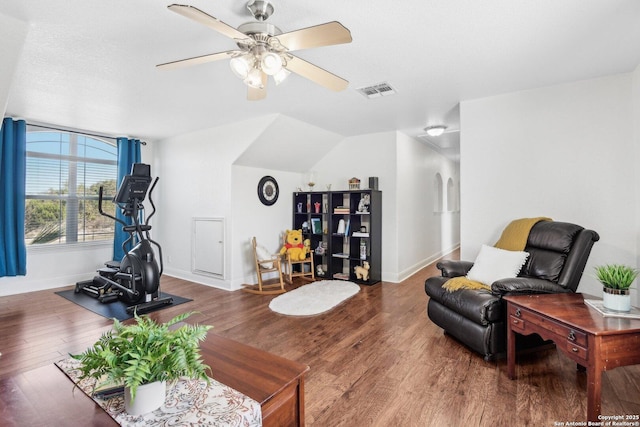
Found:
594,264 -> 638,290
71,312 -> 212,401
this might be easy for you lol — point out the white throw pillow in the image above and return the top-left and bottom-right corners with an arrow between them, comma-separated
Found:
466,244 -> 529,286
255,245 -> 274,269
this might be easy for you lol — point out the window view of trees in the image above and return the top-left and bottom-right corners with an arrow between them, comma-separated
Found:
25,129 -> 118,245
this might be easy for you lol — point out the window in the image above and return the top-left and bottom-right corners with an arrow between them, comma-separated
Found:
25,127 -> 117,245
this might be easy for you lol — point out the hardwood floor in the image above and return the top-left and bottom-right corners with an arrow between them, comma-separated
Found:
1,254 -> 639,426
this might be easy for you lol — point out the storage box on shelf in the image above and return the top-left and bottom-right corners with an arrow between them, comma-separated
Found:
292,189 -> 380,285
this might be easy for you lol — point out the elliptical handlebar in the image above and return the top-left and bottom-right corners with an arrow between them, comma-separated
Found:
145,177 -> 159,226
141,177 -> 163,277
98,186 -> 127,228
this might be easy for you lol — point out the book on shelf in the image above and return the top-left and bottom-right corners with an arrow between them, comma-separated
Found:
333,206 -> 350,214
352,232 -> 369,237
333,272 -> 350,280
311,218 -> 322,234
332,253 -> 349,258
584,299 -> 640,319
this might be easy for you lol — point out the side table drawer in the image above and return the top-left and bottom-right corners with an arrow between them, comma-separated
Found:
565,328 -> 587,347
508,303 -> 588,348
565,341 -> 588,362
509,315 -> 526,332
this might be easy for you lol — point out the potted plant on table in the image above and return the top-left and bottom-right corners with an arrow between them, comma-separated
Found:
594,264 -> 638,312
72,311 -> 212,416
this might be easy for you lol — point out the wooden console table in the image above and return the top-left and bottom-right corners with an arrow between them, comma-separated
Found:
505,293 -> 640,422
0,333 -> 309,426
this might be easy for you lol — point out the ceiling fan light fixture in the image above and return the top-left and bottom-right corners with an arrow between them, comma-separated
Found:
244,67 -> 265,89
260,52 -> 283,75
273,68 -> 290,85
161,3 -> 353,99
424,125 -> 447,137
230,54 -> 255,79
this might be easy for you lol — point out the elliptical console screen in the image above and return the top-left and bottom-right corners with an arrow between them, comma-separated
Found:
114,163 -> 152,204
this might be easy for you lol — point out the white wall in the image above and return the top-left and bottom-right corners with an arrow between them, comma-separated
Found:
310,130 -> 460,282
0,12 -> 27,117
0,244 -> 112,296
396,132 -> 460,281
2,112 -> 457,294
311,131 -> 398,281
230,165 -> 302,287
154,116 -> 287,290
460,73 -> 637,303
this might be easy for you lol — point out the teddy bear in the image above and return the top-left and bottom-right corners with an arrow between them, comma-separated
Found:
279,229 -> 309,261
354,261 -> 370,281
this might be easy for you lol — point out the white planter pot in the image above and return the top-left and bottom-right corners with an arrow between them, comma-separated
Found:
602,287 -> 631,312
124,381 -> 166,416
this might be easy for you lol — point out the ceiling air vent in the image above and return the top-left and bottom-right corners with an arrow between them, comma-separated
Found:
356,82 -> 396,99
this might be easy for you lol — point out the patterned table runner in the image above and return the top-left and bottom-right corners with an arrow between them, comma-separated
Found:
55,358 -> 262,427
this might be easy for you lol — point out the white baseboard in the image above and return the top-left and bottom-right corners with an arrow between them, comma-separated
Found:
162,267 -> 234,291
384,244 -> 460,283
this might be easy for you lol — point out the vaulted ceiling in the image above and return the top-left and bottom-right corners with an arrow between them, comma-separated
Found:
2,0 -> 640,162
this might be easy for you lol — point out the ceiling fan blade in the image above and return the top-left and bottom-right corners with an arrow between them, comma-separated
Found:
276,21 -> 352,51
285,55 -> 348,92
168,4 -> 250,42
157,50 -> 239,70
247,73 -> 268,101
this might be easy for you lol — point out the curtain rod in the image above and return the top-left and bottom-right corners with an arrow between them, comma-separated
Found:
27,122 -> 147,145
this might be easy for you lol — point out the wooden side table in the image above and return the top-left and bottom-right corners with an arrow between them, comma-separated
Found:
505,293 -> 640,422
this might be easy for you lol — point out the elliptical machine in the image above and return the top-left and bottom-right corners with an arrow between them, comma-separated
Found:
75,163 -> 172,314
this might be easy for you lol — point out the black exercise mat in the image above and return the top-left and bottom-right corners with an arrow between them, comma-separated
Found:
55,289 -> 192,321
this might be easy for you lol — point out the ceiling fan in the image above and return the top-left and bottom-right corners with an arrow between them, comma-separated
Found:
157,1 -> 353,100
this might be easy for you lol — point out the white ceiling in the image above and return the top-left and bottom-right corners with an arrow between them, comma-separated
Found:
3,0 -> 640,161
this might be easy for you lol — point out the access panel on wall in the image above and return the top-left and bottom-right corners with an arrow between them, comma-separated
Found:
192,217 -> 225,278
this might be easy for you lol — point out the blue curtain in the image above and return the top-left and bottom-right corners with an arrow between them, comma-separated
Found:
113,137 -> 141,261
0,118 -> 27,276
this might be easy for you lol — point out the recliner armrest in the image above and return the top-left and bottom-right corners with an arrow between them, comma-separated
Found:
436,260 -> 474,278
491,277 -> 572,295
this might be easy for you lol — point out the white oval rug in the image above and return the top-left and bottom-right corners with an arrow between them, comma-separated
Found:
269,280 -> 360,316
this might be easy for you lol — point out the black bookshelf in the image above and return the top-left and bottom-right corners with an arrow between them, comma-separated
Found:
292,189 -> 381,285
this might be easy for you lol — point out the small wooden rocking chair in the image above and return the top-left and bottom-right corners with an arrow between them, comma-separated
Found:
282,236 -> 315,285
243,237 -> 286,295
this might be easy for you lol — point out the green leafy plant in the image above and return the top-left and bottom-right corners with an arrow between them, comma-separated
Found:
71,312 -> 212,400
30,222 -> 62,244
594,264 -> 638,290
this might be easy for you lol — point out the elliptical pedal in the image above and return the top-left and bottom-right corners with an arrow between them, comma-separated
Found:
126,296 -> 173,315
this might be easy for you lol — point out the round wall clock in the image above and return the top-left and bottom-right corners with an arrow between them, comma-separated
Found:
257,176 -> 279,206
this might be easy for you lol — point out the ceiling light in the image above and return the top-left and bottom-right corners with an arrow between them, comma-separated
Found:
260,52 -> 283,76
230,54 -> 254,79
230,50 -> 288,88
244,68 -> 264,89
273,68 -> 290,85
424,125 -> 447,137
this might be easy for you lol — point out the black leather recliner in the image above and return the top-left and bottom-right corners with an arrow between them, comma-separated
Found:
424,221 -> 599,361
